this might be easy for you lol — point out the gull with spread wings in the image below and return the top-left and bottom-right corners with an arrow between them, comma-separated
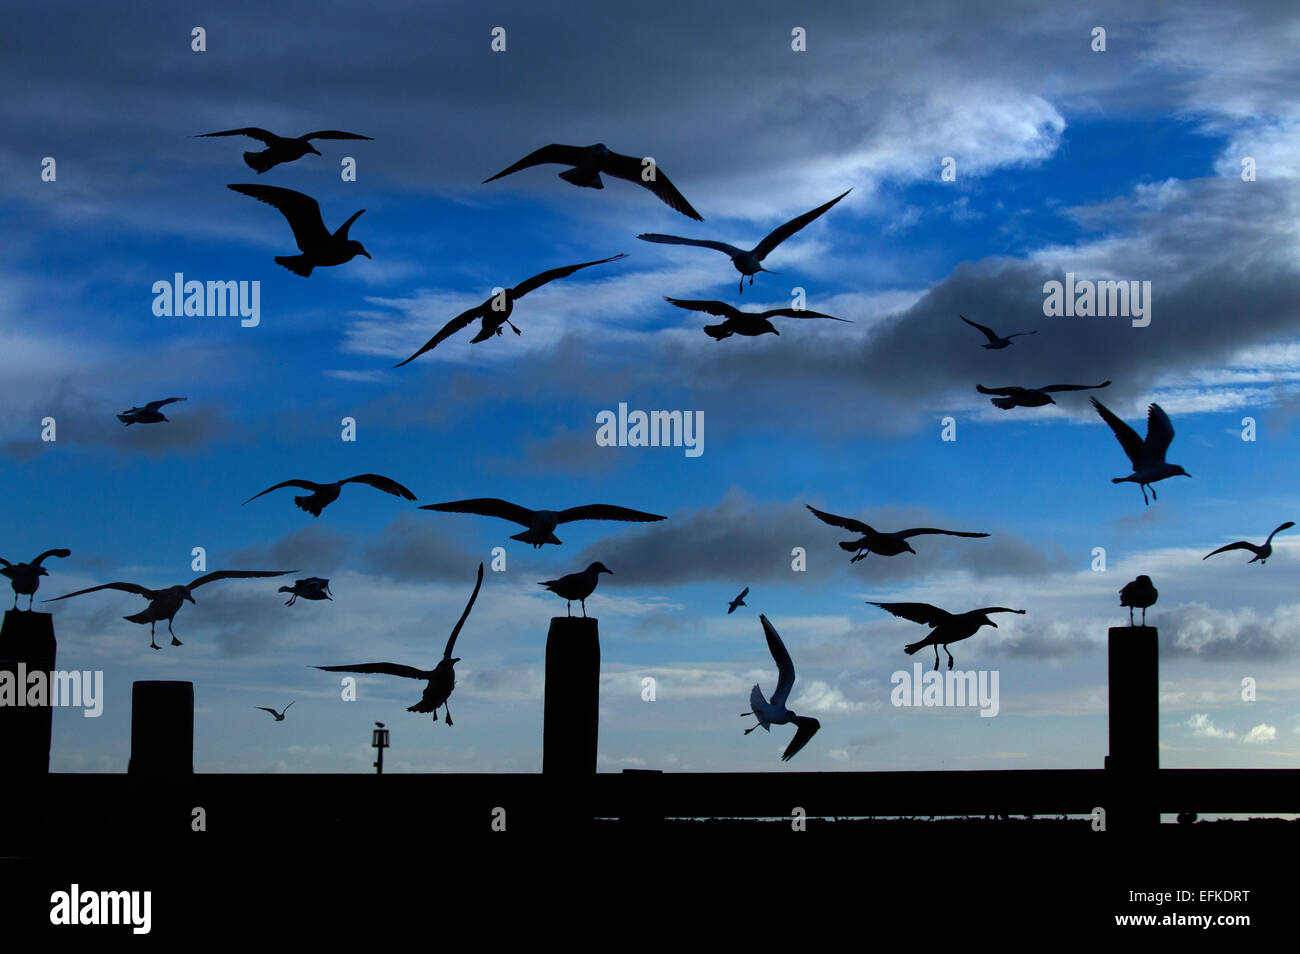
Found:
638,189 -> 850,293
118,397 -> 186,425
807,505 -> 989,563
244,474 -> 416,517
421,498 -> 665,548
740,614 -> 821,762
317,563 -> 484,725
976,380 -> 1111,409
664,297 -> 850,340
228,184 -> 369,276
256,702 -> 294,722
868,601 -> 1025,671
960,315 -> 1038,349
46,569 -> 293,650
483,143 -> 702,220
1,548 -> 71,609
1090,397 -> 1190,505
197,127 -> 371,173
1203,522 -> 1295,565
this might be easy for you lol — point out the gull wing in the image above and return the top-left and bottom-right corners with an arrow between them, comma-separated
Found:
782,716 -> 821,761
1144,403 -> 1175,462
867,601 -> 952,628
555,504 -> 666,524
45,581 -> 154,601
1038,381 -> 1111,393
760,308 -> 849,322
30,548 -> 72,565
602,151 -> 703,220
897,528 -> 990,539
976,385 -> 1024,396
1202,541 -> 1255,560
960,315 -> 1000,344
300,130 -> 373,141
760,614 -> 796,709
1090,397 -> 1148,470
443,562 -> 485,659
482,144 -> 590,183
1265,521 -> 1296,544
806,504 -> 873,535
255,707 -> 280,716
636,233 -> 744,257
228,184 -> 330,250
421,498 -> 538,528
198,127 -> 277,143
972,607 -> 1026,617
187,569 -> 293,590
316,662 -> 431,680
145,397 -> 187,411
340,474 -> 417,500
753,189 -> 851,260
510,254 -> 627,299
664,298 -> 741,319
393,302 -> 489,366
244,479 -> 321,504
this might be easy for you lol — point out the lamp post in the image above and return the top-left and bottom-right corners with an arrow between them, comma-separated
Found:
372,722 -> 389,775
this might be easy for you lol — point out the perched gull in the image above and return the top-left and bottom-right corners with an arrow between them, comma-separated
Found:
244,474 -> 416,517
1203,522 -> 1295,565
977,381 -> 1111,410
483,143 -> 702,220
727,587 -> 749,614
868,601 -> 1024,670
394,254 -> 627,366
960,315 -> 1038,349
663,297 -> 850,340
228,184 -> 369,276
1090,397 -> 1190,505
256,701 -> 294,721
807,505 -> 989,563
1,549 -> 71,609
280,577 -> 333,605
740,614 -> 821,762
46,569 -> 293,650
421,498 -> 665,548
638,189 -> 851,294
197,127 -> 371,173
118,397 -> 185,426
539,562 -> 611,617
1119,575 -> 1157,625
317,563 -> 484,725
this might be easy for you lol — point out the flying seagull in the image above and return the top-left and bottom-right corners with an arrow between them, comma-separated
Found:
638,189 -> 851,294
244,474 -> 416,517
118,397 -> 185,425
198,128 -> 371,173
1119,575 -> 1157,625
421,498 -> 665,548
228,184 -> 369,276
1203,522 -> 1295,565
1,549 -> 71,609
807,505 -> 989,563
539,562 -> 611,617
394,254 -> 627,366
727,587 -> 749,614
483,143 -> 702,220
976,381 -> 1111,410
317,563 -> 484,725
256,701 -> 294,722
960,315 -> 1038,349
280,577 -> 333,605
46,569 -> 293,650
1090,397 -> 1190,505
868,601 -> 1024,670
740,614 -> 821,762
663,298 -> 850,340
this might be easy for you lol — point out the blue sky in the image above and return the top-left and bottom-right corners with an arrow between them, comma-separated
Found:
3,1 -> 1300,789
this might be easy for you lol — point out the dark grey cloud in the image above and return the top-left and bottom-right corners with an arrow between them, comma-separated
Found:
361,512 -> 479,582
226,525 -> 352,576
1160,601 -> 1300,660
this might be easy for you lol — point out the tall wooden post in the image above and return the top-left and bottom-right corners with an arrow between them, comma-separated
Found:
0,610 -> 57,774
543,616 -> 599,775
1106,625 -> 1158,830
128,680 -> 194,775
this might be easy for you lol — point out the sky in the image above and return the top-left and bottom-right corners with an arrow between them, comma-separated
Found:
3,0 -> 1300,789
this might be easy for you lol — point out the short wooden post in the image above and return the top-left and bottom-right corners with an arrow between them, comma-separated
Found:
1106,625 -> 1158,830
0,610 -> 57,774
128,681 -> 194,775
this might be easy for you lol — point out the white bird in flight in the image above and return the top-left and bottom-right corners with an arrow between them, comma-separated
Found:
741,615 -> 821,762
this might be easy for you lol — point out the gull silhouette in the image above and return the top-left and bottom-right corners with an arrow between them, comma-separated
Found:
317,563 -> 484,725
1,549 -> 71,609
663,297 -> 850,340
807,505 -> 989,562
280,577 -> 333,605
117,397 -> 185,425
868,601 -> 1024,670
483,143 -> 702,220
46,569 -> 293,650
638,189 -> 850,293
228,184 -> 369,276
960,315 -> 1038,349
421,498 -> 665,548
198,127 -> 371,173
740,615 -> 821,762
256,701 -> 294,721
539,562 -> 611,617
976,381 -> 1111,409
394,254 -> 627,365
1203,522 -> 1295,565
727,587 -> 749,614
244,474 -> 416,517
1119,575 -> 1157,625
1090,397 -> 1190,505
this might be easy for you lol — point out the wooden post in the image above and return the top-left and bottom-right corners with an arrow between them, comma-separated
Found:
128,681 -> 194,775
1106,625 -> 1158,830
0,610 -> 57,774
543,616 -> 599,775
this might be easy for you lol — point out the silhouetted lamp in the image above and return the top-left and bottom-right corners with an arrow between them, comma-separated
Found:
372,722 -> 389,774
